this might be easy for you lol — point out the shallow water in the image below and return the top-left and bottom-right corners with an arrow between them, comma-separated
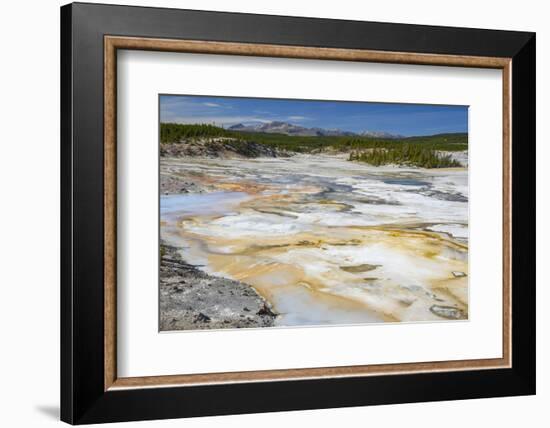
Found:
161,192 -> 250,219
161,154 -> 469,326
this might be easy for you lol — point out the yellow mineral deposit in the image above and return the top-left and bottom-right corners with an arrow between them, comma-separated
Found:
161,155 -> 469,327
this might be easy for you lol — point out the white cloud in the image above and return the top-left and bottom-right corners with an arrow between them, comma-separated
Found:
287,115 -> 310,121
160,97 -> 311,126
163,115 -> 272,126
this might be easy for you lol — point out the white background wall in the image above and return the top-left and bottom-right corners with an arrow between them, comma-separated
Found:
0,0 -> 546,426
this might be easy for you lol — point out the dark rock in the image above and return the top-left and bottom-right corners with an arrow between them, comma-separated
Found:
340,263 -> 379,273
429,305 -> 466,320
257,303 -> 277,317
194,312 -> 211,323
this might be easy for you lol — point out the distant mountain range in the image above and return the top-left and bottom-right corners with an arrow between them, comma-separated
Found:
228,121 -> 405,138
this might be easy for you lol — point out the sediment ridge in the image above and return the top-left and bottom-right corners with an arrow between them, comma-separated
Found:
160,137 -> 291,159
160,242 -> 278,331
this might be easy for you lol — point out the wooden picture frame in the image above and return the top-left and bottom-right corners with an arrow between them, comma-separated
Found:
61,2 -> 535,424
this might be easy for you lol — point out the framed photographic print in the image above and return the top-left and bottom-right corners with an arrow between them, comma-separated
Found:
60,2 -> 536,424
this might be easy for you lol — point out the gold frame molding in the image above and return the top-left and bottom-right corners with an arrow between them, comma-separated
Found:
104,35 -> 512,391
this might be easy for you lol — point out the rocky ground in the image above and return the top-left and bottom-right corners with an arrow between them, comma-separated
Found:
160,138 -> 293,194
160,137 -> 291,159
160,173 -> 214,194
160,243 -> 278,331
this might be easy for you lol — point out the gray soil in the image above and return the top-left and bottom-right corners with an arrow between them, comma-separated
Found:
160,138 -> 292,194
160,243 -> 278,331
160,137 -> 291,159
160,173 -> 214,194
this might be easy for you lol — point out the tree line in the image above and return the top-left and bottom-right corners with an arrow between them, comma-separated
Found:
160,123 -> 233,143
160,123 -> 466,168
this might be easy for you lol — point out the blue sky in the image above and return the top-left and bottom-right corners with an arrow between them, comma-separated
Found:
160,95 -> 468,136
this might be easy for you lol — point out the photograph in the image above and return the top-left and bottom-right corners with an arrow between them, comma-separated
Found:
159,95 -> 469,331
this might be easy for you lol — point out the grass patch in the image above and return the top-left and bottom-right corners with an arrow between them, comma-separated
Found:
349,145 -> 462,168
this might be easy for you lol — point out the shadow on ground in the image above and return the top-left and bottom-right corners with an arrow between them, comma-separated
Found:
35,405 -> 59,420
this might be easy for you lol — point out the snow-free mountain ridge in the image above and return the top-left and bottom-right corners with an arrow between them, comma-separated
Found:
228,121 -> 405,138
